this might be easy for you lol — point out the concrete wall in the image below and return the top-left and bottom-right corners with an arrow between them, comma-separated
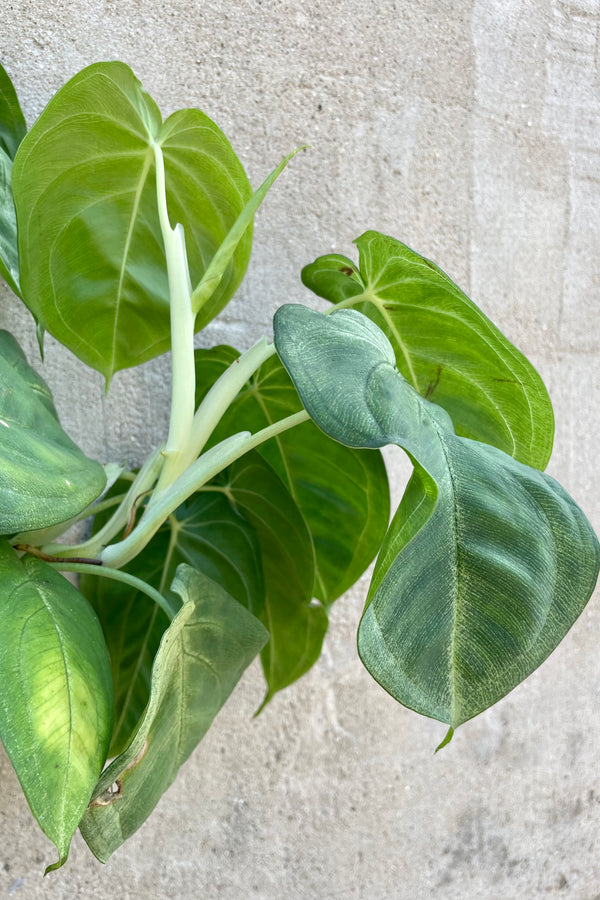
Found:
1,1 -> 599,897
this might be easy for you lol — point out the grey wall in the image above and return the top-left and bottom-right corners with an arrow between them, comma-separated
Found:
1,1 -> 599,897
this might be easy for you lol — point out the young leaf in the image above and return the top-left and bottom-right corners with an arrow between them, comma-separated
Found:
302,231 -> 555,470
12,61 -> 253,382
80,488 -> 264,755
79,565 -> 268,863
0,543 -> 113,871
0,64 -> 26,160
194,347 -> 390,605
191,149 -> 303,321
274,305 -> 600,728
0,330 -> 106,534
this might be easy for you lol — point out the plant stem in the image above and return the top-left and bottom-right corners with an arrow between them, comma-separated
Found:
43,445 -> 165,559
101,409 -> 309,569
47,561 -> 177,620
176,337 -> 276,472
151,140 -> 197,494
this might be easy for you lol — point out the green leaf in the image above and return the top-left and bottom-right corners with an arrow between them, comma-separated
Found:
0,66 -> 24,295
302,231 -> 555,469
80,487 -> 264,755
0,330 -> 106,534
0,543 -> 113,871
191,148 -> 303,319
0,64 -> 26,160
79,565 -> 268,863
274,305 -> 600,727
12,61 -> 253,382
223,452 -> 327,702
194,346 -> 390,605
0,149 -> 21,296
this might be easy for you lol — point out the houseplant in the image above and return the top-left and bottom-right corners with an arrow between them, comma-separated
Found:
0,60 -> 597,872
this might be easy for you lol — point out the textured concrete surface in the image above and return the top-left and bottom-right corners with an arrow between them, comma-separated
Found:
1,1 -> 600,897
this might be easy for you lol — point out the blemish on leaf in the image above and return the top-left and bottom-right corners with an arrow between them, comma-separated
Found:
339,266 -> 355,276
425,365 -> 442,399
126,738 -> 150,771
89,780 -> 122,807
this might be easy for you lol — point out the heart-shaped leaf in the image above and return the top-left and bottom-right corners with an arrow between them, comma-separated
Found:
0,330 -> 106,534
0,543 -> 113,871
302,231 -> 555,469
274,305 -> 600,728
12,62 -> 253,382
194,346 -> 390,605
79,565 -> 268,863
80,486 -> 264,755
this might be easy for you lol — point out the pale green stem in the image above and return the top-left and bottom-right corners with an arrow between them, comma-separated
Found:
102,409 -> 309,569
44,445 -> 165,559
151,140 -> 197,494
175,337 -> 277,474
48,561 -> 176,620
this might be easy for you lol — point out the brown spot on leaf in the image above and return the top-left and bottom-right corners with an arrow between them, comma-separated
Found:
425,365 -> 443,399
89,780 -> 122,807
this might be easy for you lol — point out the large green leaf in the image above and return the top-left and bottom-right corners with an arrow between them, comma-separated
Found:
223,452 -> 327,703
0,543 -> 113,871
79,565 -> 268,863
302,231 -> 554,469
0,330 -> 106,534
0,64 -> 26,160
194,346 -> 390,605
274,305 -> 600,728
80,487 -> 264,755
12,61 -> 253,382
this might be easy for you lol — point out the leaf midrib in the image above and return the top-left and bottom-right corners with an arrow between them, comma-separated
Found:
109,145 -> 154,380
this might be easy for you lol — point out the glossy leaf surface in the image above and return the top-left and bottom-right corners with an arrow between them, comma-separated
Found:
0,66 -> 24,296
0,149 -> 21,296
0,330 -> 106,534
302,230 -> 554,469
0,543 -> 113,870
223,452 -> 326,703
194,346 -> 390,605
79,565 -> 268,863
0,64 -> 26,160
81,488 -> 264,755
274,305 -> 600,727
12,61 -> 252,382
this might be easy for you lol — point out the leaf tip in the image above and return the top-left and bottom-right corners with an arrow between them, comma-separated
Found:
253,690 -> 273,718
36,322 -> 45,360
434,726 -> 454,754
43,848 -> 68,875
